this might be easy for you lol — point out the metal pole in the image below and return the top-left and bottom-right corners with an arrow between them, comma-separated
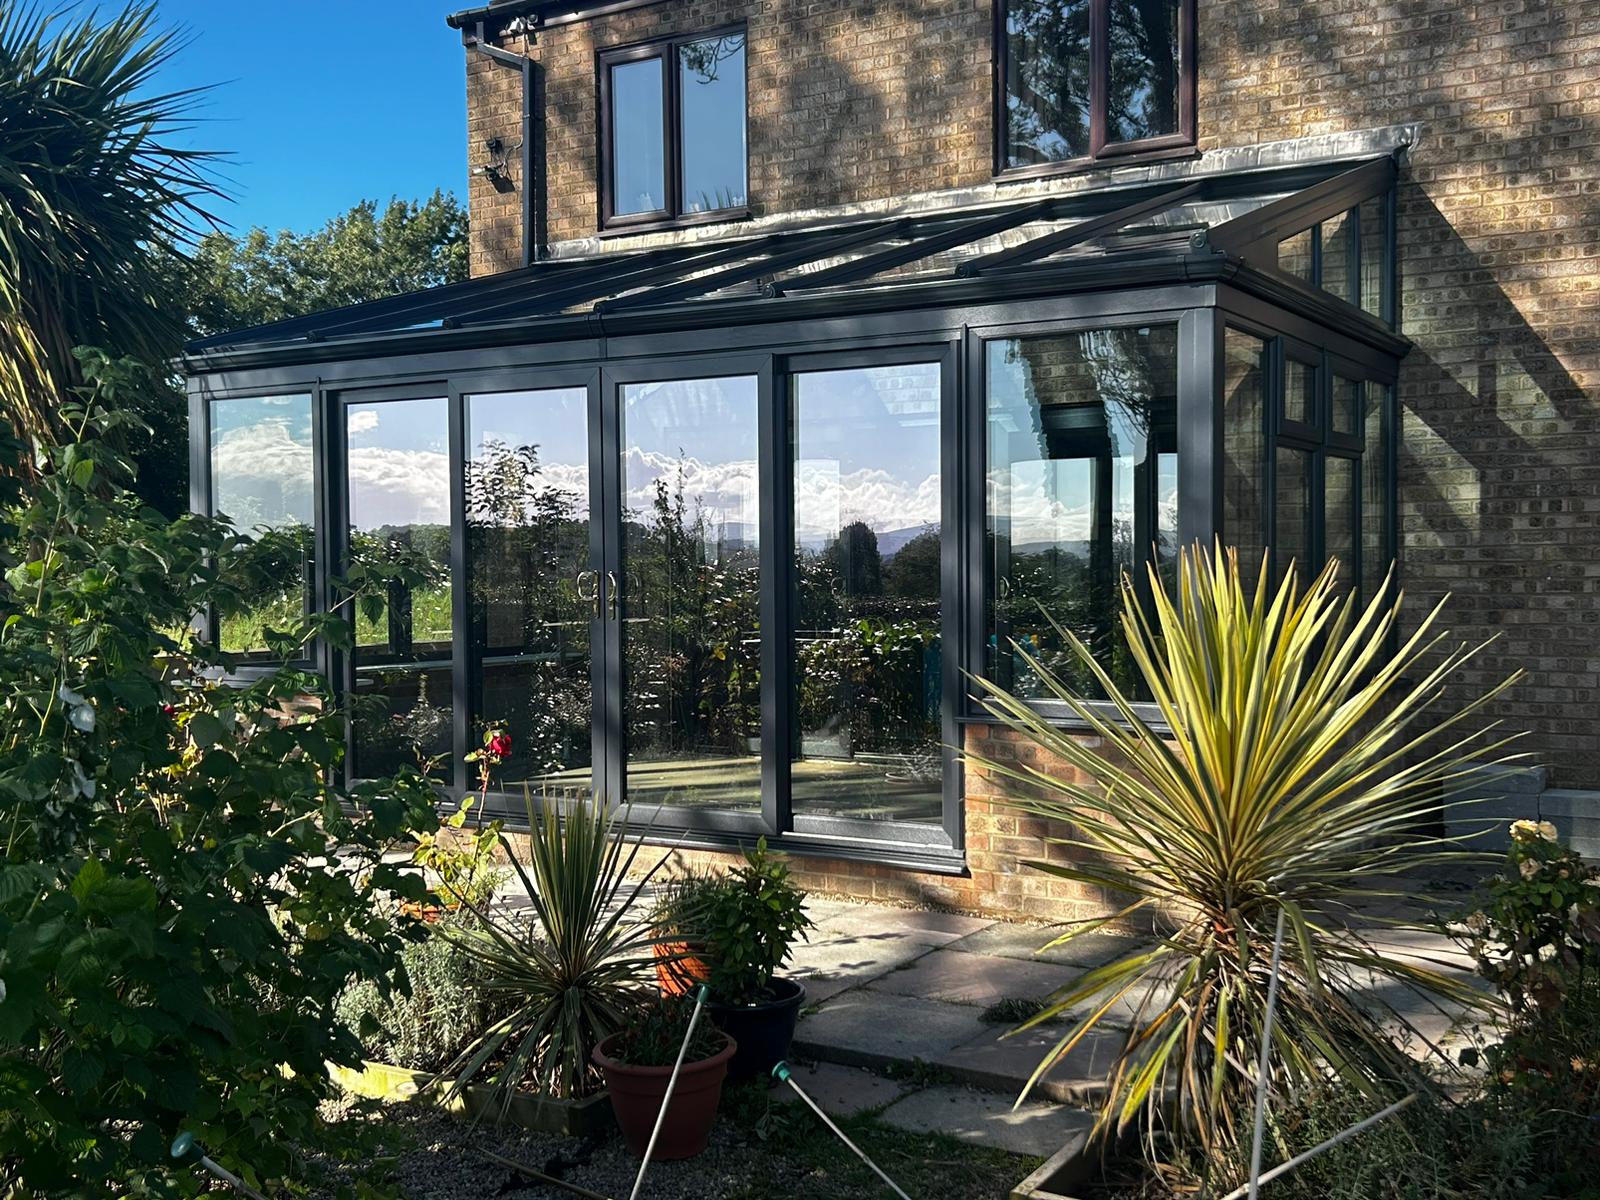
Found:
170,1133 -> 270,1200
1219,1093 -> 1417,1200
627,985 -> 710,1200
773,1062 -> 914,1200
1246,907 -> 1288,1200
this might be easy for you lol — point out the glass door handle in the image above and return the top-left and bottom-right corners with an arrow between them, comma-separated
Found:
606,571 -> 620,621
576,569 -> 599,618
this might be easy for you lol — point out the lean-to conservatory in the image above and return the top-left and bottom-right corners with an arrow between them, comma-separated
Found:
185,149 -> 1403,871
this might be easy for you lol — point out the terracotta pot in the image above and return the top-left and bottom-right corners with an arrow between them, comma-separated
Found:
653,940 -> 711,996
592,1030 -> 736,1160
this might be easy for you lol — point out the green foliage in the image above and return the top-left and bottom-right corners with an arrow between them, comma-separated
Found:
335,914 -> 511,1074
187,192 -> 469,338
966,543 -> 1520,1154
0,368 -> 442,1194
1458,821 -> 1600,1012
607,994 -> 726,1068
674,839 -> 813,1006
446,791 -> 664,1104
410,796 -> 506,912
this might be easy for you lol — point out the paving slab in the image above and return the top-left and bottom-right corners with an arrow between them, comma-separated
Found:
812,904 -> 993,947
770,1061 -> 906,1117
866,948 -> 1077,1010
934,1020 -> 1127,1105
946,921 -> 1151,969
794,991 -> 988,1070
878,1085 -> 1094,1158
785,928 -> 940,1005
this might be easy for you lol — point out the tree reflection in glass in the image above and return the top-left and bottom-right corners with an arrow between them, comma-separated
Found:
621,376 -> 761,811
466,389 -> 593,795
792,363 -> 944,825
986,327 -> 1178,702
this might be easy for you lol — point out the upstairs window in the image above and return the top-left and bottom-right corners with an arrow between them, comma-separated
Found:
996,0 -> 1196,177
599,29 -> 748,229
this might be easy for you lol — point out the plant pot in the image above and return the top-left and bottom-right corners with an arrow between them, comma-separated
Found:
328,1059 -> 614,1137
654,940 -> 711,996
592,1031 -> 736,1161
706,976 -> 806,1083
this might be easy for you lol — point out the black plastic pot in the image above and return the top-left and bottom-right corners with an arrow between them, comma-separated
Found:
706,976 -> 806,1083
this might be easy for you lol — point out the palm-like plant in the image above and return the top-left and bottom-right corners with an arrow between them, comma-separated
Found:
447,791 -> 665,1107
965,544 -> 1523,1154
0,3 -> 219,444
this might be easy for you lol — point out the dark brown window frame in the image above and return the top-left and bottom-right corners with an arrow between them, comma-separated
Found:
596,24 -> 751,234
992,0 -> 1198,182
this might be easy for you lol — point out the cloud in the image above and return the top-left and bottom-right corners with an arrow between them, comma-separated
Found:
209,418 -> 313,531
347,446 -> 450,528
347,408 -> 381,435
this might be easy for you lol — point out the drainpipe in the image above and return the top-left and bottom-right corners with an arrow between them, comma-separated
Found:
464,18 -> 540,266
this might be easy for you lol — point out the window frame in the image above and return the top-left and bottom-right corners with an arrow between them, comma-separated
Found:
596,25 -> 751,233
992,0 -> 1198,182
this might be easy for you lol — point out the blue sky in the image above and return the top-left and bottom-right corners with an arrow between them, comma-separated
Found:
154,0 -> 467,236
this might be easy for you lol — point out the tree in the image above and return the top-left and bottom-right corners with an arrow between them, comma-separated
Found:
188,192 -> 469,338
821,520 -> 883,596
0,3 -> 219,498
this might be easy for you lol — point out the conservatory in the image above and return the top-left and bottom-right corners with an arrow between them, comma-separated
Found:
184,149 -> 1403,871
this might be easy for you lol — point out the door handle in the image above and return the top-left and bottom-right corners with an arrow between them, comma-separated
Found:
576,569 -> 599,618
606,571 -> 620,621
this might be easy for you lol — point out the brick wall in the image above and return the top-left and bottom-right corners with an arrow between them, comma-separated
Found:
460,0 -> 1600,917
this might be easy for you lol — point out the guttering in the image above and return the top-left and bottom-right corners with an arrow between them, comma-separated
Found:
446,0 -> 671,31
463,20 -> 539,265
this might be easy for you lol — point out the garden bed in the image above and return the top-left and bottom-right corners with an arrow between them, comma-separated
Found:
329,1060 -> 614,1138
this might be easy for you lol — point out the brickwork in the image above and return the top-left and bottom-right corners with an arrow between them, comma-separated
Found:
457,0 -> 1600,919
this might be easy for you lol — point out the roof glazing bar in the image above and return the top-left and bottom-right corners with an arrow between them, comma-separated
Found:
770,199 -> 1057,294
955,182 -> 1203,277
1201,157 -> 1395,267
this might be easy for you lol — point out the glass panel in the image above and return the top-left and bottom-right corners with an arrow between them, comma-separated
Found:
209,394 -> 314,656
1156,450 -> 1178,595
679,34 -> 747,214
1285,358 -> 1317,426
1222,330 -> 1267,585
621,376 -> 760,811
466,389 -> 593,795
1277,228 -> 1313,281
1362,386 -> 1391,604
791,363 -> 944,826
1005,0 -> 1091,167
986,326 -> 1179,701
1274,445 -> 1312,585
346,397 -> 453,781
1359,195 -> 1388,321
1320,209 -> 1355,304
1107,0 -> 1181,143
611,56 -> 665,216
1326,454 -> 1357,594
1332,375 -> 1361,437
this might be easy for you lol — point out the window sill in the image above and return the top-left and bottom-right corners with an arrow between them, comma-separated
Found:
598,206 -> 753,239
994,143 -> 1200,187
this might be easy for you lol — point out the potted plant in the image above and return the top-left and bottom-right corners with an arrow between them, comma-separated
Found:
592,995 -> 736,1160
677,839 -> 814,1081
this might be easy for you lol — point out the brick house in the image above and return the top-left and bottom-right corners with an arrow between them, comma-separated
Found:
183,0 -> 1600,919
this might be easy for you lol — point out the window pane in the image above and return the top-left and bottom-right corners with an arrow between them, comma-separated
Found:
1332,375 -> 1361,436
679,35 -> 747,214
792,363 -> 943,826
1107,0 -> 1181,143
1222,331 -> 1267,584
621,376 -> 760,811
1005,0 -> 1091,167
1359,195 -> 1388,320
1285,358 -> 1316,425
1326,454 -> 1357,593
209,394 -> 314,655
1278,228 -> 1313,281
1362,386 -> 1392,604
611,56 -> 665,216
986,326 -> 1178,701
1274,445 -> 1312,585
346,398 -> 453,781
1320,209 -> 1355,304
466,389 -> 593,793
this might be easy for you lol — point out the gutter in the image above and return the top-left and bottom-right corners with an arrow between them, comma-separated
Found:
463,20 -> 540,265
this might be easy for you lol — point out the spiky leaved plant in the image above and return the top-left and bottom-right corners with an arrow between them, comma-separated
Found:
447,789 -> 665,1108
965,543 -> 1522,1155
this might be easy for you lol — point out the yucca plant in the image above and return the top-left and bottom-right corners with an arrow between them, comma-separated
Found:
965,543 -> 1523,1155
446,790 -> 665,1108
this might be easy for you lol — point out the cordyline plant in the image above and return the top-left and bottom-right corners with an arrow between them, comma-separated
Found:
964,543 -> 1523,1155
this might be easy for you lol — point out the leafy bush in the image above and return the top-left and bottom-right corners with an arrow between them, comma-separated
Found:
674,839 -> 813,1006
336,914 -> 509,1074
0,372 -> 441,1194
966,544 -> 1517,1154
446,790 -> 664,1104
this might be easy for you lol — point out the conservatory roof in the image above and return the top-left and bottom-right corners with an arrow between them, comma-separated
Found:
183,153 -> 1404,367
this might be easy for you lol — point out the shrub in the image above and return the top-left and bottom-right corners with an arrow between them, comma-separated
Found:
965,544 -> 1518,1154
0,372 -> 440,1194
675,838 -> 813,1006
